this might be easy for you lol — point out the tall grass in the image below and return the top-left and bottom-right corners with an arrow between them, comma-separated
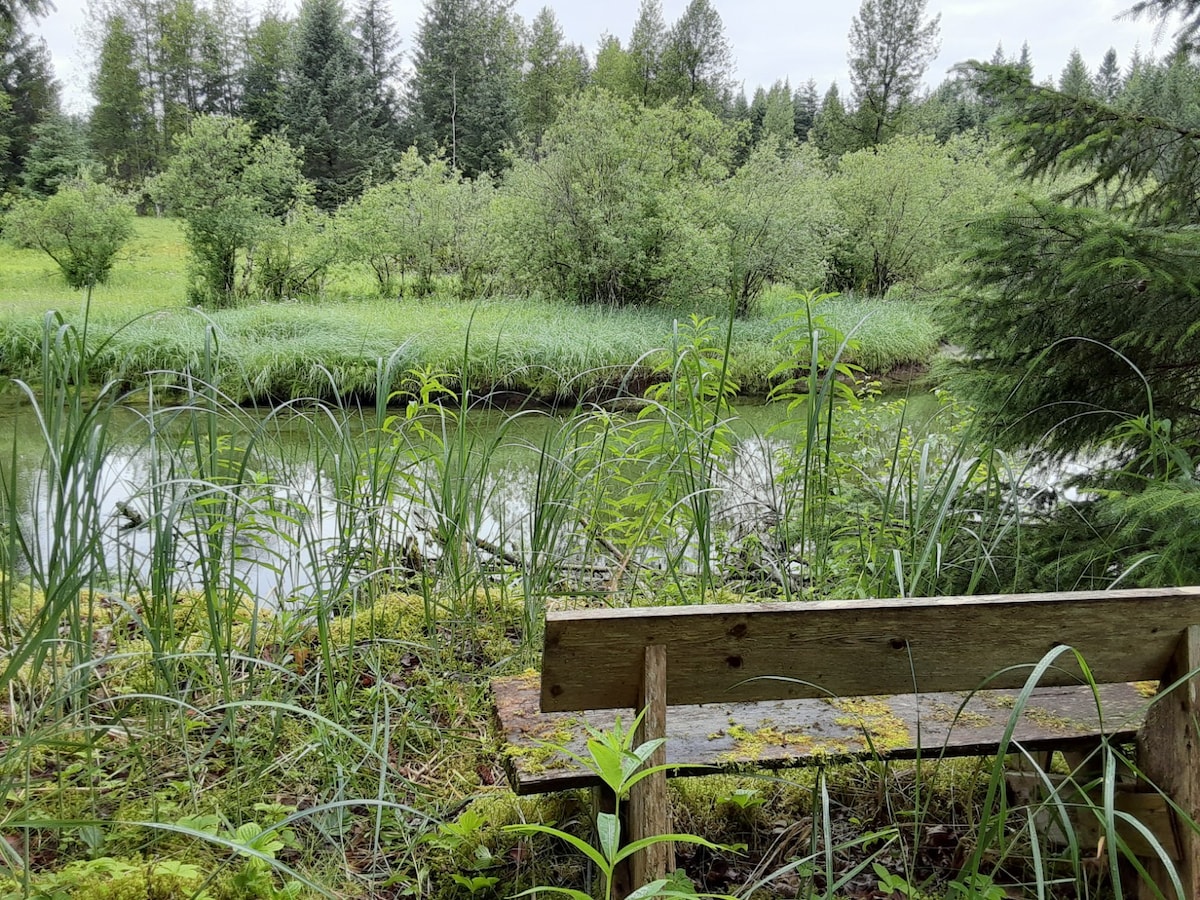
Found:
1,292 -> 941,405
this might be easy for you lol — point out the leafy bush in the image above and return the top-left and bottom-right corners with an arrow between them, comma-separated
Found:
2,178 -> 133,291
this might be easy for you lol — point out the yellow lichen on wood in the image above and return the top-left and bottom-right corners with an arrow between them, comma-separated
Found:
827,696 -> 912,753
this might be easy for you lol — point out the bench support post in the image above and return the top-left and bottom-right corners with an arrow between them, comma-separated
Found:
627,644 -> 672,892
1138,624 -> 1200,900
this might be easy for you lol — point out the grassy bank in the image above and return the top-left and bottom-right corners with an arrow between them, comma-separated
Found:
0,219 -> 941,403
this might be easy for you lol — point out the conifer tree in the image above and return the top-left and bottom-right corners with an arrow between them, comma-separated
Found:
284,0 -> 380,207
518,6 -> 585,144
1094,47 -> 1122,101
242,5 -> 292,137
353,0 -> 403,145
1058,48 -> 1093,97
90,13 -> 157,188
0,16 -> 55,192
660,0 -> 734,111
761,79 -> 795,146
793,78 -> 819,142
627,0 -> 666,103
811,82 -> 853,157
954,34 -> 1200,455
409,0 -> 520,177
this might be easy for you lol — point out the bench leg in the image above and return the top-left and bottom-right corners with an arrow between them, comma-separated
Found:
627,644 -> 672,891
1137,624 -> 1200,900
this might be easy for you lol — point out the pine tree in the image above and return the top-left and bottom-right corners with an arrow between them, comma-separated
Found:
847,0 -> 940,147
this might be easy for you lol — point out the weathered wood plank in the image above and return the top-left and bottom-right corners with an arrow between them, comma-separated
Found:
494,675 -> 1150,795
628,645 -> 671,891
540,588 -> 1200,711
1138,625 -> 1200,900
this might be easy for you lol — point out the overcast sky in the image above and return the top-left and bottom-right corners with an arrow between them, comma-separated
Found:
35,0 -> 1182,115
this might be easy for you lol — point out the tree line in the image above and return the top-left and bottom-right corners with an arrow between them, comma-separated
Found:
5,0 -> 1196,209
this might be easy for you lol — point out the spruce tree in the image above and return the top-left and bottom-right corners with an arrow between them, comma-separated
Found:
283,0 -> 379,208
1094,47 -> 1122,102
627,0 -> 666,103
1058,48 -> 1093,97
793,79 -> 819,142
660,0 -> 734,111
90,13 -> 157,189
0,17 -> 55,192
242,6 -> 292,137
353,0 -> 403,147
810,82 -> 853,157
953,48 -> 1200,456
518,7 -> 585,144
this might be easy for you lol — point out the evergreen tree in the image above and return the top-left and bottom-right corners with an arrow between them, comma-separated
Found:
1058,48 -> 1093,97
793,78 -> 819,142
660,0 -> 734,111
810,82 -> 853,157
90,13 -> 156,188
747,85 -> 767,145
1094,47 -> 1122,101
0,15 -> 56,193
197,0 -> 243,116
283,0 -> 380,208
847,0 -> 940,147
0,0 -> 49,28
954,53 -> 1200,455
241,4 -> 292,137
21,114 -> 93,196
409,0 -> 521,177
1016,41 -> 1033,77
590,33 -> 634,97
353,0 -> 403,146
761,79 -> 795,147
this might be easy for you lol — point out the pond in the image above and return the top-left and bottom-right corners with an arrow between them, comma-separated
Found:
1,384 -> 1056,607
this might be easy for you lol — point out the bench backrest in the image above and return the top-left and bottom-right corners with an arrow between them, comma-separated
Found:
540,587 -> 1200,712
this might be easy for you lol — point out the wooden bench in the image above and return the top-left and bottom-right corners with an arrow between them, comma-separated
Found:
491,587 -> 1200,898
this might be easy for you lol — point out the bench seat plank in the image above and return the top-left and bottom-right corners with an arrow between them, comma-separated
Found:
541,589 -> 1200,712
493,674 -> 1150,795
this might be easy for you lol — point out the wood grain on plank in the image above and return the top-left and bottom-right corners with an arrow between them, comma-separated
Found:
540,588 -> 1200,712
